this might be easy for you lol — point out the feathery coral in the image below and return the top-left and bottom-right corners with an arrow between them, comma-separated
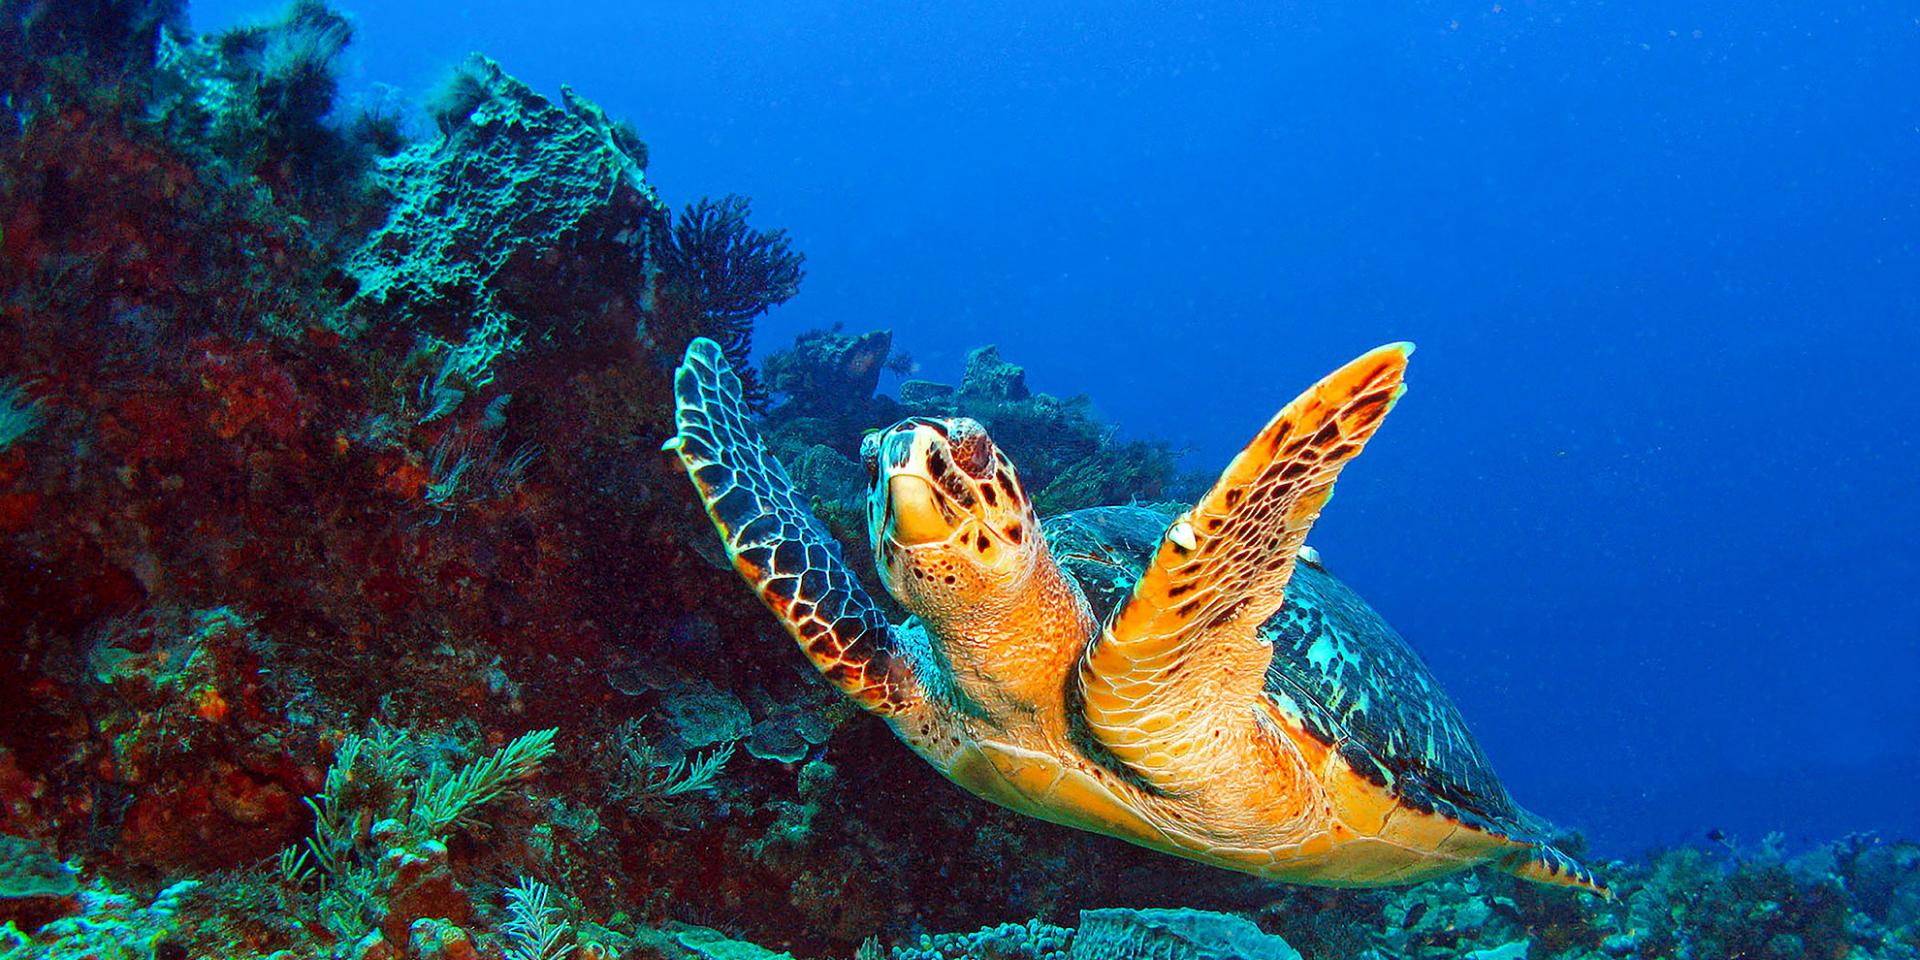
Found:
414,728 -> 558,836
502,877 -> 574,960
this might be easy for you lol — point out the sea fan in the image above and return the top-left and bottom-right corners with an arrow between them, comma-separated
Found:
651,194 -> 806,407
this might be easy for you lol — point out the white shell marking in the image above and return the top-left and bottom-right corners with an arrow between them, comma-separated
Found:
1168,520 -> 1198,552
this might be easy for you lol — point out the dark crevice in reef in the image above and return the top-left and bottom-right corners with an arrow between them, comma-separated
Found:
1,3 -> 1916,960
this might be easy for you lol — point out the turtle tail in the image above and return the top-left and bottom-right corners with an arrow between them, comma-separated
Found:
1497,842 -> 1613,899
665,338 -> 922,715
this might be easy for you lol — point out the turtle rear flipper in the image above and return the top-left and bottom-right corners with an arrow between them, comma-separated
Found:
1498,842 -> 1612,897
1079,343 -> 1413,794
666,338 -> 922,715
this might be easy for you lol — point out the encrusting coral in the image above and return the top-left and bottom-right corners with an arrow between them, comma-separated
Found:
0,2 -> 1916,960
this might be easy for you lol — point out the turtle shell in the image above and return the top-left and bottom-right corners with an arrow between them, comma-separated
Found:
1047,504 -> 1537,841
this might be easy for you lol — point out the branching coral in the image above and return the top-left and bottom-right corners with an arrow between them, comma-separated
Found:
613,718 -> 736,808
659,194 -> 805,340
268,727 -> 559,943
413,728 -> 559,836
652,194 -> 806,406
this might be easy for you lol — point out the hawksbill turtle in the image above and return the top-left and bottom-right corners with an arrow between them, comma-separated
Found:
663,337 -> 1605,895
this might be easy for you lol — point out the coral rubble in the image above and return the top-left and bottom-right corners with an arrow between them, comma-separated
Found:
1,2 -> 1916,960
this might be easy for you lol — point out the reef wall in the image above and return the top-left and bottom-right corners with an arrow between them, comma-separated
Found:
0,3 -> 1916,960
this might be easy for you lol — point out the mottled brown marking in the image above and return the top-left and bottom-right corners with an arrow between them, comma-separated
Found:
1344,390 -> 1394,424
1266,420 -> 1294,454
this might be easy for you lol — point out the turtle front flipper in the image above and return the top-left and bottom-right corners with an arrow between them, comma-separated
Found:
665,338 -> 922,715
1078,343 -> 1412,794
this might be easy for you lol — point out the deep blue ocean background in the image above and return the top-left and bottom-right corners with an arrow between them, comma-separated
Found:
190,0 -> 1919,859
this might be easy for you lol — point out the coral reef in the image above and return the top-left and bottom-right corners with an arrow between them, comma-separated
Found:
891,917 -> 1073,960
1,2 -> 1917,960
1074,908 -> 1302,960
0,2 -> 1223,955
758,329 -> 1185,514
871,839 -> 1920,960
341,54 -> 661,373
752,328 -> 1190,595
183,0 -> 370,203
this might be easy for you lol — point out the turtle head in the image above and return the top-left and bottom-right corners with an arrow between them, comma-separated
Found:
862,417 -> 1040,627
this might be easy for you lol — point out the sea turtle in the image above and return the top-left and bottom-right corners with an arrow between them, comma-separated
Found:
663,337 -> 1605,895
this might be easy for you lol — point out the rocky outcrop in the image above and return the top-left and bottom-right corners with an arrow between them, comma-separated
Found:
1071,907 -> 1302,960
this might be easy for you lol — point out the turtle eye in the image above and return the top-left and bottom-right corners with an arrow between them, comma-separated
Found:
947,418 -> 996,478
859,433 -> 881,483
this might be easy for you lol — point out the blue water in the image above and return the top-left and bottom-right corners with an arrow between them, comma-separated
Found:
194,0 -> 1920,858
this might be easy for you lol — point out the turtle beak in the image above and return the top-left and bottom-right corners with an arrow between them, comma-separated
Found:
871,424 -> 970,548
885,474 -> 953,545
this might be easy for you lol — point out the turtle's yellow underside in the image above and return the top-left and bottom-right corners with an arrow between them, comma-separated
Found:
944,711 -> 1515,887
